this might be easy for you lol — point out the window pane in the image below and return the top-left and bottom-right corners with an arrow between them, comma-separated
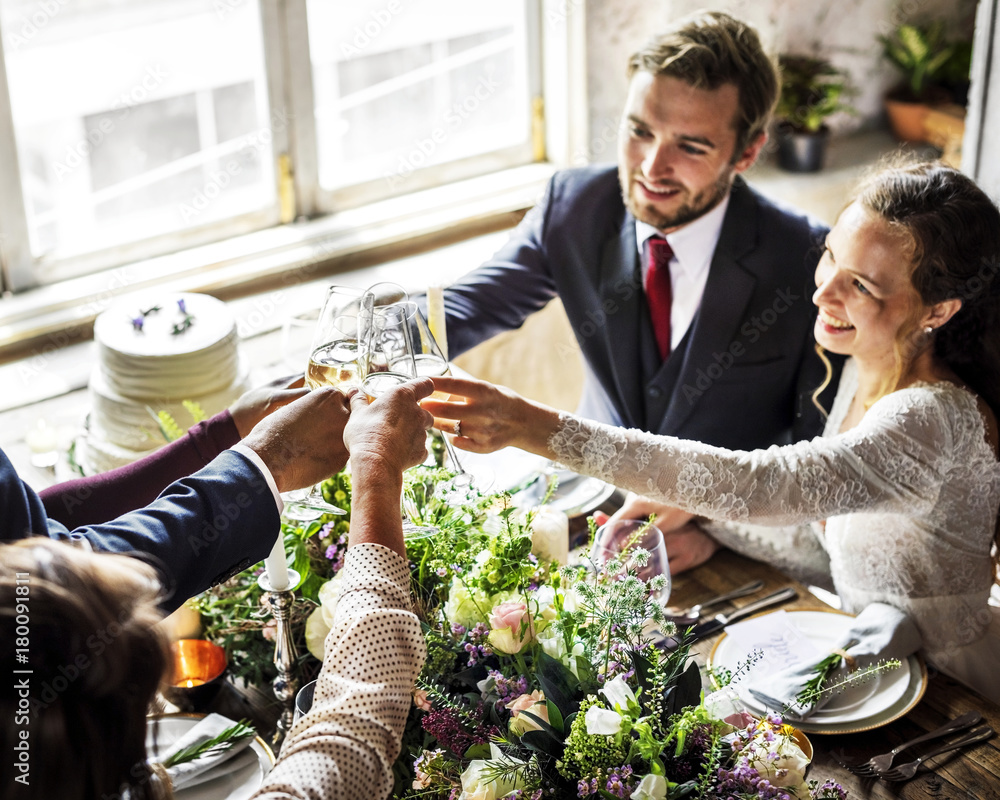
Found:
307,0 -> 530,191
0,0 -> 276,260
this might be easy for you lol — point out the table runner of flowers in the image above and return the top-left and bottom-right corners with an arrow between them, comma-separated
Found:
195,464 -> 848,800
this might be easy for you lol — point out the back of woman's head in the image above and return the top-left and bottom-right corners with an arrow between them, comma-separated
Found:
1,539 -> 168,800
856,160 -> 1000,414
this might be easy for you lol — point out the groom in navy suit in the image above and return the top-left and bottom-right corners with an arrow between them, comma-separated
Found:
444,11 -> 831,447
441,11 -> 836,569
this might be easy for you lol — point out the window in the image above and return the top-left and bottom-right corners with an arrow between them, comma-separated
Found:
0,0 -> 540,292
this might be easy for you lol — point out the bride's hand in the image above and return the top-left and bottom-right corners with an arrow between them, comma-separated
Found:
423,376 -> 561,456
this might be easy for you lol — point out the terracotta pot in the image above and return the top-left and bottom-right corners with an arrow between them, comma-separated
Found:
884,97 -> 931,143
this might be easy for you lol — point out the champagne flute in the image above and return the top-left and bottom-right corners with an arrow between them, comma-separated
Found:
282,287 -> 364,521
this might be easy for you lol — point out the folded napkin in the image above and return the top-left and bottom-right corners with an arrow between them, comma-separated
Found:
748,603 -> 921,720
157,713 -> 256,791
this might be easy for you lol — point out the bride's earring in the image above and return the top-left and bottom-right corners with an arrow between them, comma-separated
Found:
924,326 -> 934,335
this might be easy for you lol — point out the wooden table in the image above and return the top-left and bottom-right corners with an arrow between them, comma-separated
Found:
677,549 -> 1000,798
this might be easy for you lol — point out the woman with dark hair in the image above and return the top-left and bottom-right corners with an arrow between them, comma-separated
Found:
426,161 -> 1000,703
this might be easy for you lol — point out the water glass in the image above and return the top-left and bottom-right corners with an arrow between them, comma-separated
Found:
293,679 -> 318,726
590,519 -> 671,604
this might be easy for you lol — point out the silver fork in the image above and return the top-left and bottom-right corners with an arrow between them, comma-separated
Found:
846,710 -> 982,776
877,725 -> 995,782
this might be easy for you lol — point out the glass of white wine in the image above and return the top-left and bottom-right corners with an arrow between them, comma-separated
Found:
282,287 -> 365,521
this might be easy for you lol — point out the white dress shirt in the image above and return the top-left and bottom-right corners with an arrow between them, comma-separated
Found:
634,193 -> 731,352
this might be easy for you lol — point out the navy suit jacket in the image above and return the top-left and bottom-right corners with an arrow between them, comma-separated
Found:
2,447 -> 279,613
444,165 -> 836,449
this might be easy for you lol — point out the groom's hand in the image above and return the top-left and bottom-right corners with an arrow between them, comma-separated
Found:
241,387 -> 352,492
607,493 -> 720,574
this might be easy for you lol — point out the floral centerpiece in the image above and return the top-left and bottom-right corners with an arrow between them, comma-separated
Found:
297,467 -> 848,800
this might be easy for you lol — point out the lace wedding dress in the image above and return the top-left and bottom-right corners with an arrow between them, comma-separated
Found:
549,359 -> 1000,703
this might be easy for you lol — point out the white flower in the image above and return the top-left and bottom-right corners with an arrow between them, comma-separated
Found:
630,773 -> 667,800
459,743 -> 522,800
600,676 -> 637,713
584,705 -> 622,735
443,580 -> 490,629
743,725 -> 811,795
536,626 -> 585,676
304,575 -> 344,659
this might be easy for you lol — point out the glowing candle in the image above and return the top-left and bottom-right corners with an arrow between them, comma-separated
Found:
530,507 -> 570,565
264,535 -> 290,591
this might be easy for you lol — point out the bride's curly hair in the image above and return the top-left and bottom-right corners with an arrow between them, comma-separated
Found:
814,159 -> 1000,580
1,539 -> 171,800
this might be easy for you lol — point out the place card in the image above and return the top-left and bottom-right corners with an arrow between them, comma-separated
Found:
722,611 -> 824,680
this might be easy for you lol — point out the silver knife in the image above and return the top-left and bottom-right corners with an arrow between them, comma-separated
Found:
684,587 -> 798,644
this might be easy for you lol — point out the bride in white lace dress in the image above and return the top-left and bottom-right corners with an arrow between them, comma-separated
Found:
427,162 -> 1000,704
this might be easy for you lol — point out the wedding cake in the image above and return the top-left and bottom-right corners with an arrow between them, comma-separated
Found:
80,292 -> 250,473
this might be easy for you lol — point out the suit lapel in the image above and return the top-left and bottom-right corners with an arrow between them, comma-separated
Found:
656,180 -> 760,435
599,216 -> 646,428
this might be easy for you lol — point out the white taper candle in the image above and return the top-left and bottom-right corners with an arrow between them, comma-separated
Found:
264,535 -> 290,591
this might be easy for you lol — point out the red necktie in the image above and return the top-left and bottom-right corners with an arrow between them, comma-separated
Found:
645,236 -> 674,360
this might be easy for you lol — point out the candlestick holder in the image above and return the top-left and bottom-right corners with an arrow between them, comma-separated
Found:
258,568 -> 301,751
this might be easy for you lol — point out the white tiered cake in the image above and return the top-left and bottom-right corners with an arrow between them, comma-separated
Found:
80,292 -> 250,474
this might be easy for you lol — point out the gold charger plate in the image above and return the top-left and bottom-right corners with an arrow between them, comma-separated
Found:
707,607 -> 927,734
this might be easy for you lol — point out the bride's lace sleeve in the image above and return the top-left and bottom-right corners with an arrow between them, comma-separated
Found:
548,387 -> 954,525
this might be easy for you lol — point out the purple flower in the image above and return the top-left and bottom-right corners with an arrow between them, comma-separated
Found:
177,298 -> 187,313
131,316 -> 144,331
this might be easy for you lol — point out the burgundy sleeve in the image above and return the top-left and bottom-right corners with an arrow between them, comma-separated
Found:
40,410 -> 242,527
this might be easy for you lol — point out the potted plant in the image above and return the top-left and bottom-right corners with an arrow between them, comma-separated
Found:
879,21 -> 958,142
773,54 -> 855,173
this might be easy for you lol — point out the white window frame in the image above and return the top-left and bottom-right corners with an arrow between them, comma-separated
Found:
0,0 -> 586,363
0,0 -> 550,293
285,0 -> 545,216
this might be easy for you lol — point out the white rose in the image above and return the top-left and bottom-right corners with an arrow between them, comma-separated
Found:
745,729 -> 810,795
443,580 -> 490,629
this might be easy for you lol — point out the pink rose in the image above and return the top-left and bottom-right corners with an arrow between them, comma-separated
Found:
487,601 -> 535,654
508,690 -> 549,736
413,689 -> 432,711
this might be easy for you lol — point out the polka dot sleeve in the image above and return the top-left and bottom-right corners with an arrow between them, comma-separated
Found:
251,542 -> 425,800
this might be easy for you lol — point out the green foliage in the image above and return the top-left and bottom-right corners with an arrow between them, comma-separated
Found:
775,55 -> 855,133
160,720 -> 255,767
879,22 -> 960,100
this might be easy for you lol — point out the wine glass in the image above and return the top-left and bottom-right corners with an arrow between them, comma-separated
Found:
281,286 -> 365,521
589,519 -> 671,605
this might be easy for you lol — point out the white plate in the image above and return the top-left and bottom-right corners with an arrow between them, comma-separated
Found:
709,609 -> 927,734
147,714 -> 274,800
